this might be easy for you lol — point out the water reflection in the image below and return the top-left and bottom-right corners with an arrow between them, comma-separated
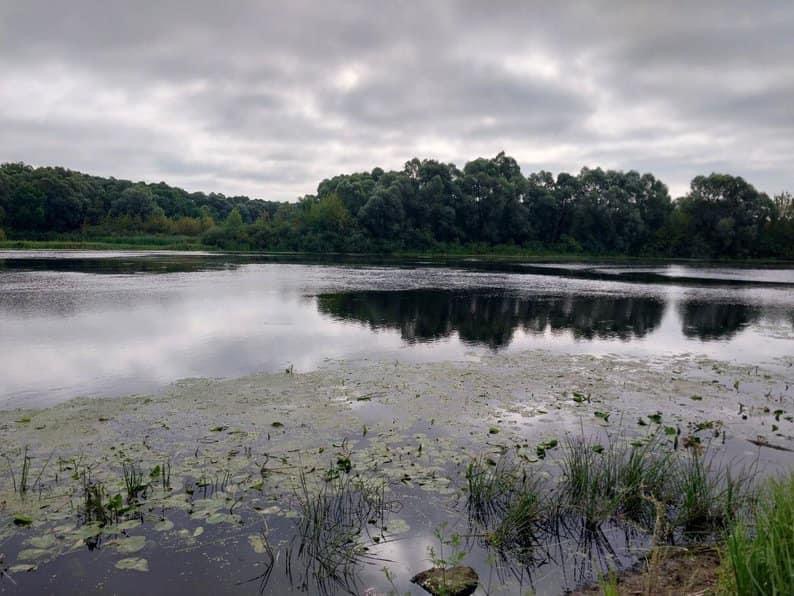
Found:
0,255 -> 792,406
679,301 -> 760,340
318,290 -> 667,348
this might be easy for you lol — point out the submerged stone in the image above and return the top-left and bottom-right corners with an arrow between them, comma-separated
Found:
411,565 -> 479,596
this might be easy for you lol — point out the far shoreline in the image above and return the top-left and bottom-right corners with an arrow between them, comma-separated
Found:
2,239 -> 793,267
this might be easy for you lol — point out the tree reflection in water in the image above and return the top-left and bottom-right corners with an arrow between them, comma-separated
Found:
317,289 -> 667,349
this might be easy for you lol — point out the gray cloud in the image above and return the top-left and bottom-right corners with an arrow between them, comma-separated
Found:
1,1 -> 792,200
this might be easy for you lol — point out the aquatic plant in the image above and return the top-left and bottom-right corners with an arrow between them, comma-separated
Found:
427,523 -> 467,575
670,451 -> 754,536
122,461 -> 148,504
465,456 -> 525,524
3,446 -> 53,497
465,455 -> 544,561
488,492 -> 542,556
557,433 -> 673,531
149,460 -> 171,492
285,467 -> 389,593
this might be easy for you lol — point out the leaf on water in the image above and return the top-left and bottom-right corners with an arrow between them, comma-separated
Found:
154,520 -> 174,532
112,535 -> 146,554
192,498 -> 225,512
257,505 -> 280,515
248,534 -> 267,554
206,512 -> 228,524
8,564 -> 37,573
115,557 -> 149,572
117,519 -> 142,531
488,427 -> 500,434
384,517 -> 410,534
74,523 -> 103,539
594,411 -> 610,422
271,421 -> 284,427
192,526 -> 204,537
26,535 -> 57,549
17,549 -> 49,561
690,395 -> 703,401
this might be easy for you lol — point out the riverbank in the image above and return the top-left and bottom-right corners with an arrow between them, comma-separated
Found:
2,239 -> 793,266
0,349 -> 791,593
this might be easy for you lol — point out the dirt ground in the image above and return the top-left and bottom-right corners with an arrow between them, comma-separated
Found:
573,545 -> 723,595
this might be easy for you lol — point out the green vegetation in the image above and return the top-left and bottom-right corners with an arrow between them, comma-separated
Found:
720,473 -> 794,595
2,155 -> 792,258
286,467 -> 388,592
464,433 -> 760,579
558,434 -> 674,530
465,456 -> 544,557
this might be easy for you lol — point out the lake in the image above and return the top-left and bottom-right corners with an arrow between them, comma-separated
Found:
1,251 -> 792,408
0,251 -> 793,595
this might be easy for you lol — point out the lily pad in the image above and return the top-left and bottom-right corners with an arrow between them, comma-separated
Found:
112,535 -> 146,554
384,517 -> 410,535
154,520 -> 174,532
26,534 -> 57,549
248,534 -> 267,554
18,548 -> 49,561
115,557 -> 149,572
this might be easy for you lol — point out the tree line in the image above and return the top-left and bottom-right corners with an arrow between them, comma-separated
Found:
1,153 -> 792,258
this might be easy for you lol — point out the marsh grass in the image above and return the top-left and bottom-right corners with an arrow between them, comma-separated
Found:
466,456 -> 544,561
489,492 -> 543,555
557,433 -> 673,531
3,446 -> 54,498
670,451 -> 755,537
462,431 -> 763,592
466,456 -> 527,524
285,467 -> 389,593
720,473 -> 794,595
149,460 -> 172,492
122,461 -> 148,504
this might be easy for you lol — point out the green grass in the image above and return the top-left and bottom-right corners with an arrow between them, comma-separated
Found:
287,467 -> 387,592
465,455 -> 544,560
557,434 -> 673,530
598,570 -> 620,596
670,452 -> 753,536
465,456 -> 526,523
489,491 -> 542,554
721,473 -> 794,595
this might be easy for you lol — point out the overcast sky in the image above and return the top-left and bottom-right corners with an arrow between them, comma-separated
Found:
1,1 -> 792,201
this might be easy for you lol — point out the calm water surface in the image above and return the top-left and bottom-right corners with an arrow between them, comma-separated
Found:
1,251 -> 792,407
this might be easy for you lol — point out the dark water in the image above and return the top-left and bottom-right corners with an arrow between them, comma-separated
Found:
1,250 -> 793,407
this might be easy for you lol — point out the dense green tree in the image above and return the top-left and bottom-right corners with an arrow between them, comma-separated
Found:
110,185 -> 162,220
0,160 -> 789,258
674,174 -> 775,258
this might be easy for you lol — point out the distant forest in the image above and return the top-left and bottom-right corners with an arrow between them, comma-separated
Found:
1,153 -> 792,258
